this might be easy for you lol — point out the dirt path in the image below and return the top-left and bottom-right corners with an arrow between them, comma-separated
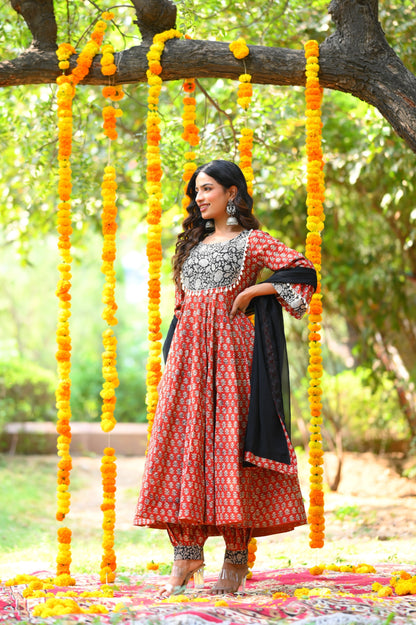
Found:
2,450 -> 415,580
323,452 -> 416,540
70,451 -> 416,541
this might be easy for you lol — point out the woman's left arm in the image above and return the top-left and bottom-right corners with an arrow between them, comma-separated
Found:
230,231 -> 316,320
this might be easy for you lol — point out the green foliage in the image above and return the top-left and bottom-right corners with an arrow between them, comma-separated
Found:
294,367 -> 409,450
333,505 -> 360,521
69,355 -> 148,423
0,358 -> 56,429
0,235 -> 149,425
0,456 -> 57,552
176,0 -> 330,44
0,0 -> 415,438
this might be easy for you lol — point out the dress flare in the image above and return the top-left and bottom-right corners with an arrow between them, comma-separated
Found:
134,229 -> 314,538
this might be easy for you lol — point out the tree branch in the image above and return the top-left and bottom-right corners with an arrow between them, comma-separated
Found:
2,0 -> 416,153
130,0 -> 177,43
322,0 -> 416,151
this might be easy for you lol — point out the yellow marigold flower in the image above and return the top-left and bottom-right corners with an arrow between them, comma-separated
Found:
309,565 -> 324,575
326,564 -> 340,572
355,564 -> 376,574
166,594 -> 190,603
395,580 -> 412,595
229,37 -> 249,59
53,574 -> 76,586
101,419 -> 115,432
272,591 -> 290,600
377,586 -> 393,597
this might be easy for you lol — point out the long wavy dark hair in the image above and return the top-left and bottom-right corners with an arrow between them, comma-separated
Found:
172,160 -> 260,286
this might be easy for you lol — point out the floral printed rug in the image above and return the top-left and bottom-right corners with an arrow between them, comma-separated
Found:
1,565 -> 416,624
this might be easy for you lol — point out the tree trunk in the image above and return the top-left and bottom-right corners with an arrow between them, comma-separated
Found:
374,332 -> 416,438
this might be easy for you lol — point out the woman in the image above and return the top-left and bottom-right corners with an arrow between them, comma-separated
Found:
134,160 -> 317,596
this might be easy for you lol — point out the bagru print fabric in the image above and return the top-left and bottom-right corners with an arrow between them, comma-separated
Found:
134,229 -> 315,537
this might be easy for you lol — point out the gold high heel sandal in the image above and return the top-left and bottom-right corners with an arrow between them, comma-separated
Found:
211,561 -> 248,595
158,561 -> 205,599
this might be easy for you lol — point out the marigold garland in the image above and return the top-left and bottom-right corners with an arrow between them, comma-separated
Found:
99,33 -> 122,435
145,29 -> 182,443
304,39 -> 325,549
229,38 -> 254,195
52,21 -> 330,589
100,447 -> 117,583
373,570 -> 416,597
98,22 -> 121,584
4,575 -> 114,618
55,527 -> 75,586
55,10 -> 113,580
55,45 -> 75,533
246,537 -> 257,579
181,75 -> 199,215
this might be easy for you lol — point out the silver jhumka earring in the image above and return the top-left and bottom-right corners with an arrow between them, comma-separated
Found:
226,200 -> 239,226
205,220 -> 214,231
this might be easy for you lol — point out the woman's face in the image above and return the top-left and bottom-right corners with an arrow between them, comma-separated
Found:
195,172 -> 234,222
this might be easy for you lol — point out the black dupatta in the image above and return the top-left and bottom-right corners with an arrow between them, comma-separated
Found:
243,266 -> 317,468
162,265 -> 317,470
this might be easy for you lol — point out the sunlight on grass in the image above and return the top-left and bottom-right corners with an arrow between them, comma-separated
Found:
333,504 -> 360,520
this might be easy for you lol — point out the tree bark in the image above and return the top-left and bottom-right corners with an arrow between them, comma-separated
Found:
10,0 -> 57,51
130,0 -> 177,44
374,333 -> 416,439
2,0 -> 416,152
322,0 -> 416,152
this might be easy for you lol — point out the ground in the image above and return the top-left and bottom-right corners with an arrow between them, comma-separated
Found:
68,449 -> 416,571
2,450 -> 416,624
323,451 -> 416,541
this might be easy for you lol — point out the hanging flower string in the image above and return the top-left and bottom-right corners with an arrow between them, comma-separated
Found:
229,37 -> 254,196
145,28 -> 182,443
99,37 -> 122,435
98,24 -> 123,583
55,43 -> 76,546
181,76 -> 199,215
100,447 -> 117,583
304,39 -> 325,550
246,537 -> 257,579
54,12 -> 112,585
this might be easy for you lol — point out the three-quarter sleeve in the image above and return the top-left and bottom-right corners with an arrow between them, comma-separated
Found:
250,230 -> 315,319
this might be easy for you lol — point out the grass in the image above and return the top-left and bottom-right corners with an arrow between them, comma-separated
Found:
332,504 -> 361,521
1,453 -> 416,625
0,456 -> 57,554
0,452 -> 415,582
0,454 -> 177,579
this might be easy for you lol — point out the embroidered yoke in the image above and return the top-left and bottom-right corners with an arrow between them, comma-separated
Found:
134,229 -> 315,537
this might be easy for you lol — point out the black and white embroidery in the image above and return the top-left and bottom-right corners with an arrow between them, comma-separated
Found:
174,545 -> 204,561
181,230 -> 250,292
224,549 -> 248,565
274,283 -> 308,316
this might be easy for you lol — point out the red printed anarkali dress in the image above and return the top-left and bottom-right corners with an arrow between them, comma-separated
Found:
134,229 -> 315,537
